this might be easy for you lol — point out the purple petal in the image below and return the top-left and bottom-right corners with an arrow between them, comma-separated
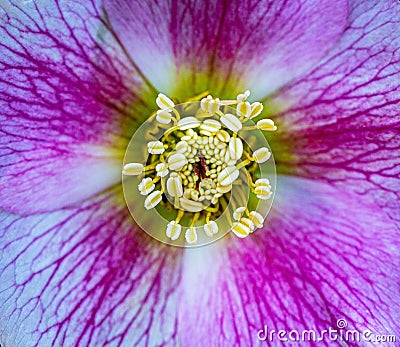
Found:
105,0 -> 348,97
0,189 -> 183,346
271,0 -> 400,226
178,176 -> 400,346
0,0 -> 153,214
1,178 -> 398,346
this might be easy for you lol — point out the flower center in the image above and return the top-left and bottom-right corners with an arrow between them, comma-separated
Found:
122,90 -> 277,246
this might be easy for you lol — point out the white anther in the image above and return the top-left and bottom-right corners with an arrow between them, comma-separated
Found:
156,162 -> 169,177
156,109 -> 173,124
240,217 -> 255,233
228,137 -> 243,160
217,166 -> 239,186
122,163 -> 144,176
166,221 -> 182,241
138,177 -> 155,195
231,220 -> 251,238
190,190 -> 199,201
237,90 -> 250,102
200,119 -> 222,133
220,113 -> 242,133
175,141 -> 189,153
216,129 -> 230,142
144,190 -> 162,210
177,117 -> 200,130
224,148 -> 231,163
166,174 -> 183,197
216,184 -> 232,194
254,178 -> 271,187
201,95 -> 221,114
252,147 -> 271,163
200,95 -> 212,112
233,207 -> 246,220
147,141 -> 165,154
204,221 -> 219,237
156,93 -> 175,110
249,102 -> 264,119
168,153 -> 188,171
249,211 -> 264,229
200,130 -> 212,137
256,119 -> 277,131
185,227 -> 198,244
179,197 -> 204,212
254,186 -> 272,200
237,101 -> 251,118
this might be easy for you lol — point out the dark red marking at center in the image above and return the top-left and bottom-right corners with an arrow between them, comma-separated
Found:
194,153 -> 209,190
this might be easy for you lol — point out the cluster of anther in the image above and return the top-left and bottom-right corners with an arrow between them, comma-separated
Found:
123,90 -> 277,244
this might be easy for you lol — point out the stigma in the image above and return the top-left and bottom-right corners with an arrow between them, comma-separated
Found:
123,90 -> 277,245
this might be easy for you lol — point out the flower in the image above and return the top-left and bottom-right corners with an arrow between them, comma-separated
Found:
122,90 -> 275,245
0,1 -> 399,346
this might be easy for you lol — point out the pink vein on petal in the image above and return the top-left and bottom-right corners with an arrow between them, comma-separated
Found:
177,176 -> 400,346
271,0 -> 400,226
0,0 -> 153,214
0,189 -> 183,347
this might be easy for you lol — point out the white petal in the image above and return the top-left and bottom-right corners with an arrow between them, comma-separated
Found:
122,163 -> 144,176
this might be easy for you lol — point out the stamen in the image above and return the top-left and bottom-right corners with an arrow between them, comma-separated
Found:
204,220 -> 218,237
220,113 -> 242,132
144,190 -> 163,210
123,163 -> 144,176
122,89 -> 277,245
185,227 -> 197,244
147,140 -> 165,154
156,93 -> 175,110
156,109 -> 173,124
257,119 -> 277,131
252,147 -> 271,163
166,221 -> 182,240
138,177 -> 155,195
